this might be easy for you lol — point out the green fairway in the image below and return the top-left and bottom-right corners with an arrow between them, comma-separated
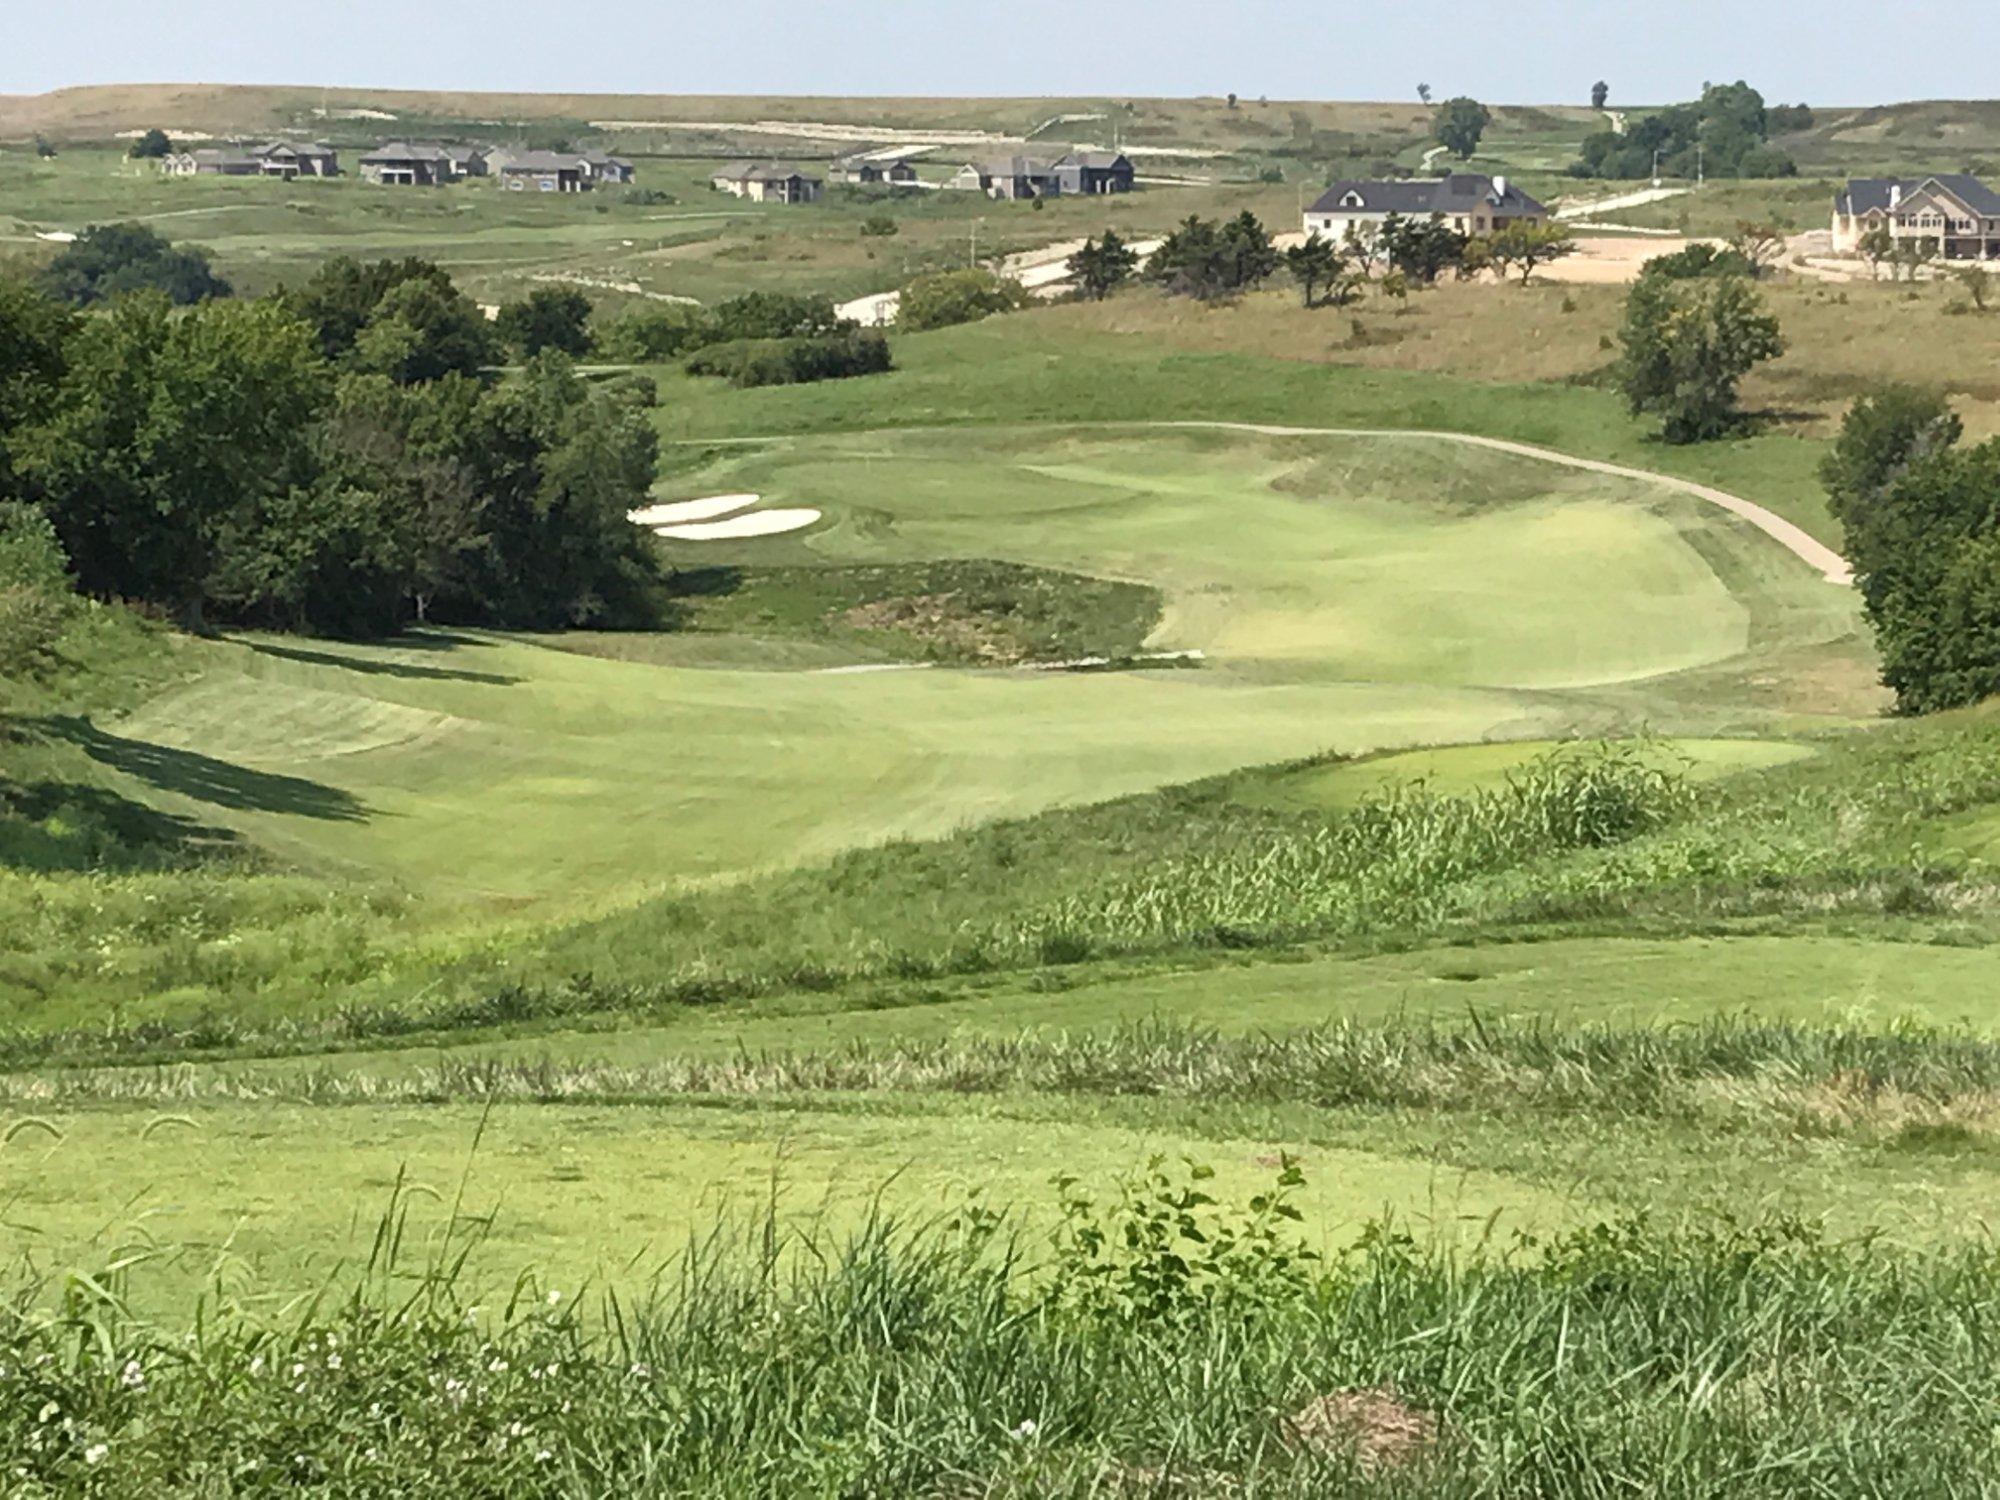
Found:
76,428 -> 1865,917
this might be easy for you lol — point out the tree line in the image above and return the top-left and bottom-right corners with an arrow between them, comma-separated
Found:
0,253 -> 663,638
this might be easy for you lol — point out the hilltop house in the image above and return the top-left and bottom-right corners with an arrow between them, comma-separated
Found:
829,155 -> 919,187
1051,150 -> 1134,195
359,143 -> 458,186
1303,173 -> 1548,240
1832,176 -> 2000,261
162,141 -> 338,178
948,156 -> 1060,200
710,162 -> 823,203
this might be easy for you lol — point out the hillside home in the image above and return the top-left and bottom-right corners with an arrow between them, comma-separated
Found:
711,162 -> 823,203
1302,173 -> 1548,240
948,156 -> 1060,200
1051,150 -> 1134,195
161,148 -> 261,176
829,155 -> 920,187
254,141 -> 339,177
358,143 -> 457,186
1832,176 -> 2000,261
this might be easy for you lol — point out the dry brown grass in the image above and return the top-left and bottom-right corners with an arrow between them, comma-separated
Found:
1282,1388 -> 1440,1473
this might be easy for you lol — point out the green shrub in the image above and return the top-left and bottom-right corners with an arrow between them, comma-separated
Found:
897,268 -> 1029,332
685,330 -> 891,388
0,501 -> 74,677
593,303 -> 715,361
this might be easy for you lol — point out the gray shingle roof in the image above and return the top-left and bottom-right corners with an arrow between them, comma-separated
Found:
1837,175 -> 2000,217
981,155 -> 1055,179
713,160 -> 819,183
1053,150 -> 1131,171
360,143 -> 454,164
1307,173 -> 1547,218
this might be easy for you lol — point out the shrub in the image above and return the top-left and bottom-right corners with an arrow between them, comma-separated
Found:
897,268 -> 1029,331
494,286 -> 594,358
1640,242 -> 1759,280
0,501 -> 74,676
708,290 -> 846,342
859,214 -> 899,238
593,303 -> 715,361
127,128 -> 172,160
684,330 -> 892,388
38,223 -> 230,307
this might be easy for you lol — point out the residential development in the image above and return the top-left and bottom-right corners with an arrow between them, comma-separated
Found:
710,161 -> 824,202
1831,175 -> 2000,260
161,140 -> 339,177
947,150 -> 1135,200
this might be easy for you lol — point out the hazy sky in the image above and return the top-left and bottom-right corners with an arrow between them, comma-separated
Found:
6,0 -> 1999,105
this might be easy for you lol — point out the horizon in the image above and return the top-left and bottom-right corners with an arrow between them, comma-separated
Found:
7,0 -> 2000,106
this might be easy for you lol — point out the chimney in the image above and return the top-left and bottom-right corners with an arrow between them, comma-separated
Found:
1890,183 -> 1903,210
1492,174 -> 1508,201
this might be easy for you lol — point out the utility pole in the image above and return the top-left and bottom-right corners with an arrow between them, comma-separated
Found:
1651,148 -> 1661,189
1696,143 -> 1705,187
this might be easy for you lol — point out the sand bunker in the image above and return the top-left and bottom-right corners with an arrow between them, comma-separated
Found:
654,508 -> 822,541
627,494 -> 759,527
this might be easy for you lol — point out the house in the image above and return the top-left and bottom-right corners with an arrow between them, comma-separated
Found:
948,156 -> 1060,200
161,148 -> 261,177
1303,173 -> 1548,241
577,150 -> 636,185
1832,175 -> 2000,261
829,155 -> 919,187
1051,150 -> 1134,196
710,161 -> 822,203
498,151 -> 589,192
358,143 -> 458,186
252,141 -> 339,177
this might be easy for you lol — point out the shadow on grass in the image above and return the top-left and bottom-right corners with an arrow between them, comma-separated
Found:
39,718 -> 369,823
0,777 -> 240,873
240,639 -> 520,686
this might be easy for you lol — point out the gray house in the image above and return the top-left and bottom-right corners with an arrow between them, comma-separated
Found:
1051,150 -> 1134,195
254,141 -> 339,177
949,156 -> 1060,200
161,148 -> 261,177
495,149 -> 634,193
829,155 -> 919,187
359,143 -> 458,186
1831,175 -> 2000,260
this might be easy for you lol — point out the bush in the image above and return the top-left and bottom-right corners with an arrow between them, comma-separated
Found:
685,330 -> 892,389
0,501 -> 74,677
1641,242 -> 1759,280
593,303 -> 715,361
859,214 -> 899,238
897,268 -> 1029,331
127,128 -> 172,160
708,291 -> 845,342
494,286 -> 594,359
38,223 -> 230,307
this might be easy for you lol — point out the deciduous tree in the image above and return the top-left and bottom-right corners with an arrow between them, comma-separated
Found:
1617,270 -> 1783,443
1482,222 -> 1578,284
1433,97 -> 1491,161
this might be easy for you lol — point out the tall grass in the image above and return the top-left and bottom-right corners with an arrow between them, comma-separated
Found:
7,1165 -> 1999,1495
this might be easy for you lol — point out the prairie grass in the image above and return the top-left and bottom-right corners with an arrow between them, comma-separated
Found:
7,1164 -> 2000,1495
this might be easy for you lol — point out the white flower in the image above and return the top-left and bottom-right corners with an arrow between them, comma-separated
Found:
326,1353 -> 341,1371
507,1421 -> 527,1439
120,1360 -> 145,1391
84,1444 -> 108,1466
1009,1419 -> 1038,1440
250,1357 -> 264,1375
535,1449 -> 552,1463
546,1289 -> 562,1305
36,1403 -> 57,1424
627,1362 -> 651,1379
487,1358 -> 509,1374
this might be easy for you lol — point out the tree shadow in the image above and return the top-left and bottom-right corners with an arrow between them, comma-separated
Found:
38,718 -> 369,823
667,565 -> 746,600
0,777 -> 241,873
238,639 -> 520,685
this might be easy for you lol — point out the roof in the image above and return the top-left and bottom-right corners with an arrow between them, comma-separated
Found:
1307,173 -> 1547,218
189,149 -> 259,166
713,160 -> 819,183
359,143 -> 455,164
1836,175 -> 2000,217
1053,150 -> 1131,171
980,155 -> 1055,179
255,140 -> 335,157
499,150 -> 588,173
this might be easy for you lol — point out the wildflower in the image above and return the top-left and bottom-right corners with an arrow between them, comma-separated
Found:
36,1402 -> 57,1424
507,1421 -> 527,1439
120,1360 -> 145,1391
535,1449 -> 552,1463
326,1352 -> 342,1371
250,1357 -> 264,1375
487,1358 -> 509,1374
546,1289 -> 562,1305
1009,1419 -> 1038,1440
443,1377 -> 469,1405
627,1362 -> 651,1379
84,1444 -> 107,1466
290,1362 -> 306,1379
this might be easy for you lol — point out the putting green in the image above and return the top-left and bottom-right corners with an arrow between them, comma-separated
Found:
96,429 -> 1862,906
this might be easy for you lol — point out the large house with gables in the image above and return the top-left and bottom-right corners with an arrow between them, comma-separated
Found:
162,140 -> 338,178
710,162 -> 823,203
1831,175 -> 2000,261
1303,173 -> 1547,241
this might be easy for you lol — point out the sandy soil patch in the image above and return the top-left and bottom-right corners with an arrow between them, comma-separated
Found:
1554,185 -> 1689,220
628,495 -> 759,527
34,230 -> 76,243
654,508 -> 822,540
1535,235 -> 1721,285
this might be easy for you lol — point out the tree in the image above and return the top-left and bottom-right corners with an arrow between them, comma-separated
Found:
1147,212 -> 1279,301
1433,97 -> 1492,161
1728,221 -> 1788,278
33,136 -> 55,159
1570,81 -> 1796,181
1340,221 -> 1383,276
0,281 -> 76,502
1069,231 -> 1141,300
1592,81 -> 1610,111
283,256 -> 458,362
1226,93 -> 1239,110
128,129 -> 173,160
495,287 -> 595,359
1958,266 -> 1992,313
38,222 -> 231,307
1379,213 -> 1468,285
594,304 -> 715,361
708,291 -> 846,342
351,275 -> 499,385
1820,384 -> 1964,616
1284,233 -> 1359,307
1380,270 -> 1410,310
1417,84 -> 1433,106
1617,270 -> 1784,443
897,268 -> 1028,330
1480,221 -> 1577,285
1893,236 -> 1938,284
1854,225 -> 1895,281
19,295 -> 330,628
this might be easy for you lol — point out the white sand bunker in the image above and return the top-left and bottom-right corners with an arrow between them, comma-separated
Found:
655,508 -> 822,541
627,494 -> 759,527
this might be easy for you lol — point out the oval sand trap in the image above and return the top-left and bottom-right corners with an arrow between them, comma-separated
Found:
655,508 -> 822,541
627,494 -> 760,527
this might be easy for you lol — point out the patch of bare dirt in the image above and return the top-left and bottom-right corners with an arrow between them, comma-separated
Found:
838,593 -> 1028,664
1281,1387 -> 1438,1474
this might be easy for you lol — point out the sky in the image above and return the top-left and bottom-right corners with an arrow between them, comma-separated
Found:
6,0 -> 1999,105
